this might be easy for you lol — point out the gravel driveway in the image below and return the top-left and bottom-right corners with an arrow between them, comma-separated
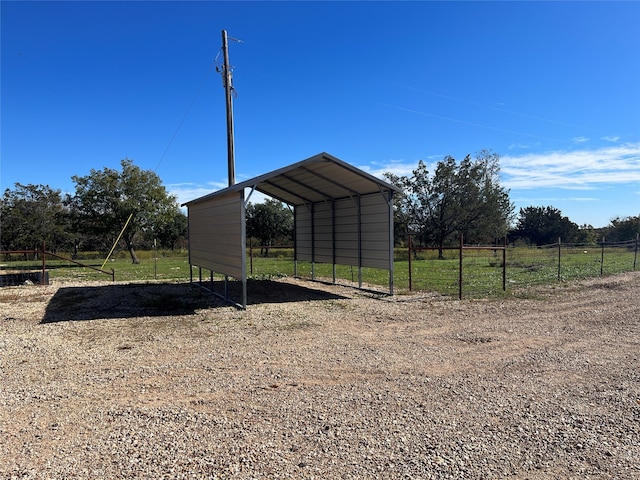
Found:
1,273 -> 639,479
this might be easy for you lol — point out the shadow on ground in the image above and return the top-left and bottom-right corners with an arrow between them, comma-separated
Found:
41,280 -> 349,323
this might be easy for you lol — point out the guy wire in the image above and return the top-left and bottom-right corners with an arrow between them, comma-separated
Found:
153,59 -> 217,173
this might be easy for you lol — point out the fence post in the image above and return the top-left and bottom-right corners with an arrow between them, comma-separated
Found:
557,237 -> 561,281
249,238 -> 253,275
600,236 -> 605,276
408,234 -> 413,292
41,240 -> 46,285
502,236 -> 507,291
153,238 -> 157,280
634,233 -> 638,271
459,233 -> 463,300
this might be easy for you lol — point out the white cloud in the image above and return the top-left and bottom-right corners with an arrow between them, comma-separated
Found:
168,181 -> 227,206
501,143 -> 640,190
572,136 -> 589,144
168,180 -> 272,207
508,142 -> 539,150
360,144 -> 640,191
170,144 -> 640,206
569,197 -> 599,202
357,159 -> 417,180
603,135 -> 620,142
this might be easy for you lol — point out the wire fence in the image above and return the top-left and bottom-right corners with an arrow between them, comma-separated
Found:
1,235 -> 638,298
0,246 -> 115,285
399,235 -> 507,299
507,237 -> 638,285
402,235 -> 639,298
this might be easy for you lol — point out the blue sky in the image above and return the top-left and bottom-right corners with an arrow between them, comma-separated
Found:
2,1 -> 639,228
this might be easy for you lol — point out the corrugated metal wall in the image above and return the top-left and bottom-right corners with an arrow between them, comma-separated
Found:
187,191 -> 245,279
361,193 -> 393,269
295,191 -> 392,270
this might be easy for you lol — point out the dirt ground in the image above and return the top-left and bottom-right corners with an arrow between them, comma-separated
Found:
1,273 -> 639,479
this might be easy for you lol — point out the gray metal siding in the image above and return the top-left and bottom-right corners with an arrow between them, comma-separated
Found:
334,198 -> 359,266
295,205 -> 312,261
361,193 -> 392,269
294,192 -> 392,269
187,192 -> 244,279
312,202 -> 333,263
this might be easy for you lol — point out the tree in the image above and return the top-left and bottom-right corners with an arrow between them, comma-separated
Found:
385,151 -> 514,258
459,150 -> 514,244
575,224 -> 600,245
68,159 -> 181,264
511,206 -> 580,245
606,214 -> 640,242
149,210 -> 188,251
0,183 -> 69,252
246,199 -> 293,255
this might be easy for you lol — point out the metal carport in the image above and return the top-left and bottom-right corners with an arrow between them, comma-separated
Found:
183,152 -> 401,308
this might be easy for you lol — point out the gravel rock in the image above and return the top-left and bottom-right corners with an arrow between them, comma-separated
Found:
1,274 -> 639,478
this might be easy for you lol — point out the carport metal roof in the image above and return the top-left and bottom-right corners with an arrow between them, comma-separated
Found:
183,152 -> 401,208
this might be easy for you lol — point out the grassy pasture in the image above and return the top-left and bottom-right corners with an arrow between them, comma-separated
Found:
1,244 -> 636,297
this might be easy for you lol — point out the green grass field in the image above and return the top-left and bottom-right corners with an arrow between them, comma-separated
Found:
2,244 -> 637,297
0,251 -> 191,283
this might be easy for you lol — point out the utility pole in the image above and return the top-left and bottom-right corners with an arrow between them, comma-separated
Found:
221,30 -> 235,186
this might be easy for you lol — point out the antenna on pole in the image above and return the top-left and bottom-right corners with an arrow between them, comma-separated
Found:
221,30 -> 235,186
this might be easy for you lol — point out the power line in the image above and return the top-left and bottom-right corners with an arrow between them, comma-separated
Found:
153,60 -> 217,173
